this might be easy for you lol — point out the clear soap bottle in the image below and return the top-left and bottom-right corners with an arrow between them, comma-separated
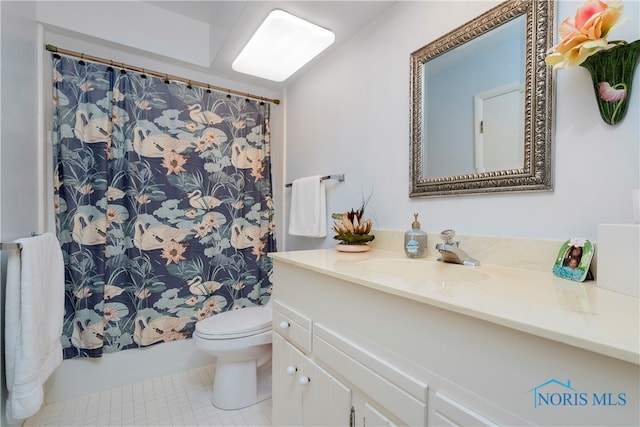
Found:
404,213 -> 428,258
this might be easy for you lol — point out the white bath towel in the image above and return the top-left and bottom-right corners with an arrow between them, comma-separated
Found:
288,175 -> 327,237
5,233 -> 65,423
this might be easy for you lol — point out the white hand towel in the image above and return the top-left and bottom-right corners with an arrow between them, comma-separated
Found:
5,233 -> 65,422
288,175 -> 327,237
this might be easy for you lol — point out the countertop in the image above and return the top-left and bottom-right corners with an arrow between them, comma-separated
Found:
270,248 -> 640,365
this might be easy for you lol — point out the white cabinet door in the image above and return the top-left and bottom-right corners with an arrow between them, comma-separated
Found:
273,333 -> 304,426
362,401 -> 398,427
313,324 -> 428,426
302,357 -> 352,426
274,333 -> 353,427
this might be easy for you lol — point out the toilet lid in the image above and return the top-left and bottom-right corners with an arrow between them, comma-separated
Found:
195,305 -> 272,339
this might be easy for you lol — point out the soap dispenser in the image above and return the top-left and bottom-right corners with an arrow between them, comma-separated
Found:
404,213 -> 428,258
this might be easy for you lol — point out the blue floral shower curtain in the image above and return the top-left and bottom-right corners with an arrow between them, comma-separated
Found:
52,54 -> 276,359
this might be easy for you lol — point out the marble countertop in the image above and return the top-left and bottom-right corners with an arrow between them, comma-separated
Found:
270,248 -> 640,365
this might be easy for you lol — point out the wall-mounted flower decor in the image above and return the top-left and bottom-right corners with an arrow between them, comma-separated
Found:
545,0 -> 640,125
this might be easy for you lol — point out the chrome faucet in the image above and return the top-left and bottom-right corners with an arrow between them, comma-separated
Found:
435,229 -> 480,266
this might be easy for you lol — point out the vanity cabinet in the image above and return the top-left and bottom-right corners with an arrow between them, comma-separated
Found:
270,253 -> 640,427
272,300 -> 426,426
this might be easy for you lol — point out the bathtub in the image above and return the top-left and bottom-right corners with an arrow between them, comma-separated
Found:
44,339 -> 211,403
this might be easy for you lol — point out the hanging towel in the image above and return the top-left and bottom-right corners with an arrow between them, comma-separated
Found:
5,233 -> 64,423
288,175 -> 327,237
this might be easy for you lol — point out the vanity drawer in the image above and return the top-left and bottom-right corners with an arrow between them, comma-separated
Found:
273,300 -> 312,353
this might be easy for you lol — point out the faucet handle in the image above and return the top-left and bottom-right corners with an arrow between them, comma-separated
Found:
439,229 -> 456,244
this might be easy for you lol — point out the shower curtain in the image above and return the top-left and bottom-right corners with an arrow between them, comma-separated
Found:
52,54 -> 276,359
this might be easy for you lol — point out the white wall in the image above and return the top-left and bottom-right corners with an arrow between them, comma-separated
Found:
0,2 -> 41,424
37,1 -> 211,67
283,0 -> 640,251
0,4 -> 41,240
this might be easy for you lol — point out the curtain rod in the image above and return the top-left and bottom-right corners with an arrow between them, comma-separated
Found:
45,44 -> 280,105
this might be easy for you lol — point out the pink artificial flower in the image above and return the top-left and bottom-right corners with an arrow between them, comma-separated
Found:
597,82 -> 627,101
545,0 -> 627,69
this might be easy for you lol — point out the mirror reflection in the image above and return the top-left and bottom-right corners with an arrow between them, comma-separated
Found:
410,0 -> 554,197
424,16 -> 526,178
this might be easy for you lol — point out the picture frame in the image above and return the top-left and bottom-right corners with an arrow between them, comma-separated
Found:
552,238 -> 594,282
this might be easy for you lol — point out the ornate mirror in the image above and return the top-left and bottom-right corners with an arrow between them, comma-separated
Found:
410,0 -> 554,197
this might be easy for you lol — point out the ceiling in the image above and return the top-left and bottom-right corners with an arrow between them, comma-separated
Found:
144,1 -> 395,91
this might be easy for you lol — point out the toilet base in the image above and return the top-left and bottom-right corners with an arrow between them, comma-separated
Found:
211,358 -> 272,410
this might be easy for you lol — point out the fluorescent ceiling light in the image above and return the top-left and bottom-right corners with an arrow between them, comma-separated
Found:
232,10 -> 335,82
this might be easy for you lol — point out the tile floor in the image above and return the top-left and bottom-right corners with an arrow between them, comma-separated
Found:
23,364 -> 272,427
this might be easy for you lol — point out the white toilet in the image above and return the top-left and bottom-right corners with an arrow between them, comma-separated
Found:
193,299 -> 273,410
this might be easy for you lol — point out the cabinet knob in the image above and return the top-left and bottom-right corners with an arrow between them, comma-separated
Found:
298,376 -> 310,386
286,365 -> 297,376
278,320 -> 290,330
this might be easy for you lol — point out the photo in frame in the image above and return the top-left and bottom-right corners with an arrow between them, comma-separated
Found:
552,238 -> 594,282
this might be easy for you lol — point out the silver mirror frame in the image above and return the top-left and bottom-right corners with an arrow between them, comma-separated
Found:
410,0 -> 555,198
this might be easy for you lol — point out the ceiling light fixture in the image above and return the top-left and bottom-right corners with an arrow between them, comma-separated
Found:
232,10 -> 335,82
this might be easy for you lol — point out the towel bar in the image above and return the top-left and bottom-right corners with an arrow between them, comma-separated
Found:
0,242 -> 21,251
285,174 -> 345,188
0,233 -> 39,250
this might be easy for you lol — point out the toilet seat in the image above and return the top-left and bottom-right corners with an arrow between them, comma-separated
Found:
195,305 -> 272,339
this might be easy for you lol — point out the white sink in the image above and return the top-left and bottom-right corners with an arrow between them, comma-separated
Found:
358,258 -> 489,283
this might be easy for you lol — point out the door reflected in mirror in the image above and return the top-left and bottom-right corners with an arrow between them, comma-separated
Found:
473,81 -> 524,174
